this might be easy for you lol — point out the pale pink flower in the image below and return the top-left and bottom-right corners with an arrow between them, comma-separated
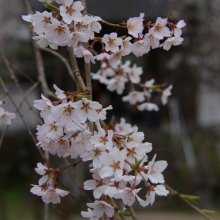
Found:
33,35 -> 58,50
121,37 -> 133,53
173,20 -> 186,37
102,32 -> 122,52
30,11 -> 57,35
108,49 -> 130,64
107,75 -> 127,95
145,154 -> 168,184
75,48 -> 95,64
144,79 -> 155,98
146,185 -> 169,205
137,102 -> 159,111
132,40 -> 150,57
35,162 -> 53,185
114,118 -> 133,135
34,94 -> 54,123
127,13 -> 144,38
0,107 -> 16,125
53,84 -> 66,100
151,17 -> 171,39
94,52 -> 110,61
161,85 -> 172,105
99,148 -> 125,181
51,101 -> 79,124
87,200 -> 114,218
67,31 -> 89,47
127,64 -> 143,83
45,20 -> 70,45
122,91 -> 145,105
161,36 -> 184,51
77,98 -> 102,123
84,173 -> 109,199
42,186 -> 69,204
81,208 -> 99,220
144,28 -> 160,49
60,0 -> 84,24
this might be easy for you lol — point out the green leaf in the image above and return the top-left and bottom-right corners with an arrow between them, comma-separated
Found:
117,210 -> 131,217
133,157 -> 143,170
167,9 -> 173,18
180,194 -> 200,204
45,2 -> 60,13
121,35 -> 127,40
77,85 -> 85,92
202,209 -> 216,215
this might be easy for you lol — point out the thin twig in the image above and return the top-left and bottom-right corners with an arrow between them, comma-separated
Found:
10,63 -> 36,84
22,0 -> 56,99
56,175 -> 84,211
108,197 -> 125,220
81,0 -> 94,133
127,206 -> 138,220
1,54 -> 43,124
0,126 -> 9,151
64,158 -> 92,202
0,93 -> 8,100
100,19 -> 127,29
44,151 -> 50,220
0,76 -> 49,165
40,47 -> 76,82
164,183 -> 213,220
67,47 -> 86,90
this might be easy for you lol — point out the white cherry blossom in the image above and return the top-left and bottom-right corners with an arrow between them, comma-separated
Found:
87,200 -> 114,218
41,186 -> 69,204
0,107 -> 16,125
146,185 -> 169,205
162,85 -> 172,105
122,91 -> 145,105
102,32 -> 122,53
127,13 -> 144,38
151,17 -> 171,39
60,0 -> 84,24
161,36 -> 184,51
137,102 -> 159,111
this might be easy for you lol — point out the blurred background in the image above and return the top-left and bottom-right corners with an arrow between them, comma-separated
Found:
0,0 -> 220,219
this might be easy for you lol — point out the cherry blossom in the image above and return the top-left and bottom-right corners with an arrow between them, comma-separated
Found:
161,36 -> 184,51
60,0 -> 84,24
42,186 -> 69,204
87,200 -> 114,218
162,85 -> 173,105
102,32 -> 122,53
137,102 -> 159,111
122,91 -> 145,105
127,13 -> 144,38
146,185 -> 169,205
0,101 -> 16,125
151,17 -> 171,39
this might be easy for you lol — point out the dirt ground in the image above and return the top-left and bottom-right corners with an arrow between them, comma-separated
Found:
74,211 -> 219,220
136,211 -> 219,220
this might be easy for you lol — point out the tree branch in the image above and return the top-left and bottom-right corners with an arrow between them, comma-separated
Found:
22,0 -> 56,99
164,184 -> 213,220
40,47 -> 76,83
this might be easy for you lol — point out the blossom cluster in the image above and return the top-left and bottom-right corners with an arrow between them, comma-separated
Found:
92,60 -> 173,111
32,85 -> 169,219
0,101 -> 16,125
22,0 -> 185,65
30,162 -> 69,204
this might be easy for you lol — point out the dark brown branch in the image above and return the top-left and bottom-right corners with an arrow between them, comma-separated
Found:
100,19 -> 127,29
